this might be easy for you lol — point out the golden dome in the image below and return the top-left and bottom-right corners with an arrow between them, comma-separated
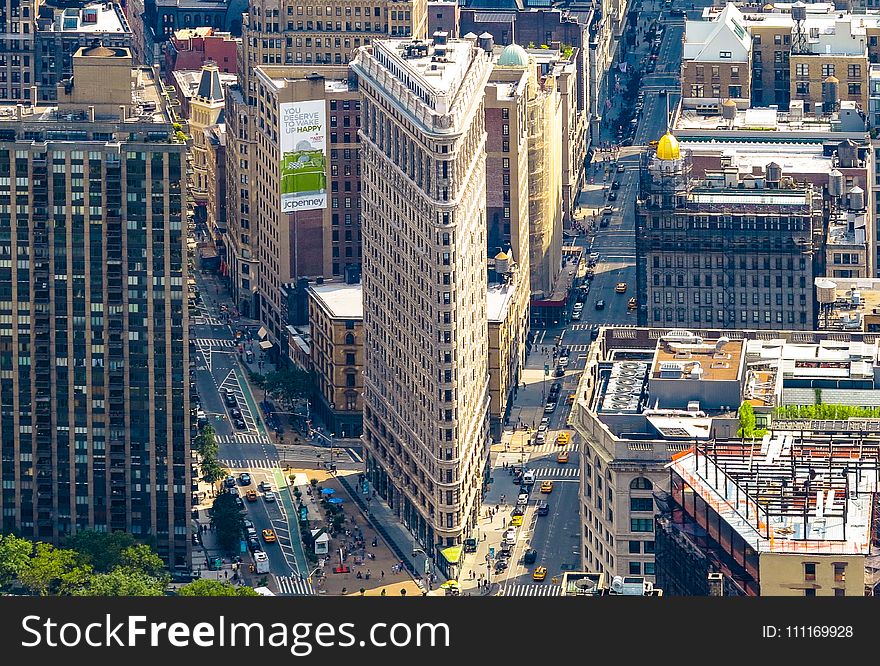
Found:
495,251 -> 509,261
656,132 -> 681,161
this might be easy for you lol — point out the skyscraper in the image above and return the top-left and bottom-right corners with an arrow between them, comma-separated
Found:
352,34 -> 493,572
0,46 -> 191,568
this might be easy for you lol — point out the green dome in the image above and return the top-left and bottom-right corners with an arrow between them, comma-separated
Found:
497,44 -> 529,67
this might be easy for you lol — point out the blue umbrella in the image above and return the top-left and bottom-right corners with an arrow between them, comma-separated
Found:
320,488 -> 336,496
327,497 -> 345,505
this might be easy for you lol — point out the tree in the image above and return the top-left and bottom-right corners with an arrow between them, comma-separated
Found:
0,534 -> 33,588
263,367 -> 312,409
72,568 -> 166,597
210,493 -> 245,553
201,456 -> 227,491
737,401 -> 757,439
19,543 -> 92,596
121,544 -> 167,579
194,423 -> 218,459
177,579 -> 259,596
64,531 -> 137,573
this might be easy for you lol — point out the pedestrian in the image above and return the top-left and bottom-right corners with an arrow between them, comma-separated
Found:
381,570 -> 385,579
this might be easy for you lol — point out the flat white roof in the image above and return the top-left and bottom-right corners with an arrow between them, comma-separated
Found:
487,283 -> 517,322
53,4 -> 128,34
309,283 -> 363,319
682,140 -> 834,175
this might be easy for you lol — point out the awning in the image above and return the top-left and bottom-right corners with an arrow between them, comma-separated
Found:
258,326 -> 268,339
259,340 -> 273,350
439,580 -> 460,589
440,546 -> 462,565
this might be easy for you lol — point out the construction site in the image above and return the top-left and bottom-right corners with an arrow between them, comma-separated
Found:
656,430 -> 880,596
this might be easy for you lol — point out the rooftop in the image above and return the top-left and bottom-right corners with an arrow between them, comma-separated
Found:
44,3 -> 130,34
255,66 -> 355,95
670,435 -> 880,555
487,281 -> 518,323
372,37 -> 480,99
652,333 -> 744,381
682,139 -> 834,176
309,283 -> 364,320
816,277 -> 880,332
172,69 -> 237,102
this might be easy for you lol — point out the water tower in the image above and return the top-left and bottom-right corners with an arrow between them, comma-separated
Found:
816,278 -> 837,328
791,2 -> 809,55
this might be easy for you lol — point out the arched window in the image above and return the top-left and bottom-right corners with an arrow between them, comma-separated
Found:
595,456 -> 602,472
345,333 -> 355,345
630,477 -> 653,490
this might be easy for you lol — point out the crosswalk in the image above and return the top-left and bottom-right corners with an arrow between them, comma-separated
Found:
191,315 -> 225,326
568,324 -> 593,332
504,584 -> 562,597
533,466 -> 580,478
274,575 -> 314,596
528,442 -> 576,455
345,447 -> 364,463
194,338 -> 236,348
220,458 -> 280,470
216,433 -> 273,445
566,344 -> 591,352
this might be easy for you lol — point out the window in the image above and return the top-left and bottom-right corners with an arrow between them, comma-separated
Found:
644,541 -> 655,554
691,84 -> 704,97
822,64 -> 835,77
848,83 -> 861,95
630,498 -> 654,512
629,562 -> 641,575
804,562 -> 817,582
795,63 -> 809,77
719,51 -> 731,59
644,562 -> 655,576
728,85 -> 741,97
848,64 -> 861,79
344,333 -> 355,345
796,82 -> 809,96
730,66 -> 739,78
834,588 -> 846,597
804,588 -> 816,597
631,519 -> 653,532
630,477 -> 653,490
774,34 -> 782,45
833,563 -> 846,584
345,353 -> 356,365
628,541 -> 641,554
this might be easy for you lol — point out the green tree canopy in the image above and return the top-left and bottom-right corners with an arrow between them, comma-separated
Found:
64,531 -> 137,573
263,367 -> 311,408
0,534 -> 33,588
210,492 -> 245,553
120,544 -> 167,579
176,579 -> 259,596
72,568 -> 166,597
18,543 -> 92,596
201,456 -> 227,488
194,423 -> 218,458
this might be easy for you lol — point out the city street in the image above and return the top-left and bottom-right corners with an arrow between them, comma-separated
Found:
456,0 -> 696,595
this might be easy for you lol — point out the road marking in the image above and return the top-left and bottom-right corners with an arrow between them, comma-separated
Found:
503,584 -> 562,597
273,575 -> 314,596
532,466 -> 580,478
216,433 -> 274,445
194,338 -> 236,348
220,458 -> 280,469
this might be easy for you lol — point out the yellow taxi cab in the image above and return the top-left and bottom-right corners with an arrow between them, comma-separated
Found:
510,513 -> 524,527
628,297 -> 637,310
246,490 -> 258,502
262,528 -> 277,543
540,481 -> 554,494
533,566 -> 548,581
557,451 -> 570,464
556,431 -> 571,446
566,393 -> 576,405
616,282 -> 628,293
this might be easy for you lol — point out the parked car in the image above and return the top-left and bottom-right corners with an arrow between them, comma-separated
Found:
258,481 -> 272,492
247,537 -> 260,552
495,559 -> 509,573
224,475 -> 236,489
536,501 -> 550,516
611,181 -> 620,190
523,549 -> 538,565
544,402 -> 557,414
608,191 -> 618,201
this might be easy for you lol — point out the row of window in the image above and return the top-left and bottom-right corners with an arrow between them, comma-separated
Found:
651,308 -> 808,324
653,290 -> 805,306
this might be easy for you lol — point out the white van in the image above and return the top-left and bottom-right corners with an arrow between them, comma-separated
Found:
523,470 -> 536,485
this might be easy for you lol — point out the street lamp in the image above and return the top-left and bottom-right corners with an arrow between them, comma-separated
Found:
412,545 -> 434,590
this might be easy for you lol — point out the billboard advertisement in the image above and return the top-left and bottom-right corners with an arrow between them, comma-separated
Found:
279,100 -> 327,213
